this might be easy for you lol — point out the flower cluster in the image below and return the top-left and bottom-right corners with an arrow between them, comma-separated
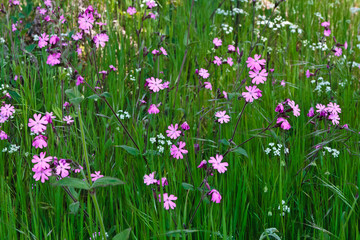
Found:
264,143 -> 289,156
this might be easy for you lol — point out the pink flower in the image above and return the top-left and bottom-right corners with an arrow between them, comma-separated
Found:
28,114 -> 48,133
0,115 -> 9,123
149,12 -> 157,19
45,112 -> 56,123
344,41 -> 348,50
39,8 -> 47,15
326,102 -> 341,115
275,103 -> 284,113
56,160 -> 71,178
0,129 -> 8,140
109,65 -> 117,71
78,12 -> 94,31
76,47 -> 82,56
46,53 -> 61,66
38,33 -> 49,48
181,121 -> 190,130
316,104 -> 326,114
213,56 -> 222,66
146,0 -> 157,8
166,124 -> 181,139
334,47 -> 342,57
94,33 -> 109,48
76,75 -> 84,86
32,135 -> 48,149
249,69 -> 268,85
12,23 -> 17,32
242,85 -> 262,102
72,32 -> 83,41
63,116 -> 74,125
307,107 -> 315,117
159,193 -> 177,210
146,77 -> 164,92
170,141 -> 188,159
0,104 -> 15,117
204,82 -> 212,90
144,172 -> 157,185
321,22 -> 330,27
246,54 -> 266,71
213,38 -> 222,47
288,100 -> 300,117
197,160 -> 207,168
324,29 -> 331,37
91,171 -> 104,182
215,111 -> 230,124
328,113 -> 340,125
223,91 -> 228,99
280,80 -> 286,87
157,177 -> 168,186
33,168 -> 52,183
208,189 -> 222,203
227,57 -> 234,66
162,81 -> 170,89
32,152 -> 53,171
198,68 -> 210,79
148,104 -> 160,114
277,117 -> 291,130
208,154 -> 228,174
160,47 -> 167,56
306,70 -> 312,78
49,35 -> 59,45
152,49 -> 159,55
127,6 -> 137,15
228,45 -> 235,52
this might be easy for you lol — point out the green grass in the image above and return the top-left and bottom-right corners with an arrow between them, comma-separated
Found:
1,0 -> 360,239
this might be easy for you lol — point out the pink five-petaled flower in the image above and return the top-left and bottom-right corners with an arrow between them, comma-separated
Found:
208,189 -> 222,203
32,152 -> 53,171
227,57 -> 234,66
288,100 -> 301,117
76,75 -> 84,86
170,141 -> 188,159
56,160 -> 71,178
144,172 -> 157,185
127,6 -> 136,15
246,54 -> 266,71
242,85 -> 262,102
215,111 -> 230,124
91,171 -> 104,182
213,56 -> 222,66
275,103 -> 284,113
32,135 -> 48,149
228,45 -> 235,52
316,104 -> 326,114
208,154 -> 228,174
78,12 -> 94,31
158,193 -> 177,210
0,104 -> 15,117
326,102 -> 341,115
46,53 -> 61,66
213,38 -> 222,47
249,69 -> 268,85
28,113 -> 48,133
197,160 -> 207,168
63,116 -> 74,125
334,47 -> 342,57
160,47 -> 167,55
157,177 -> 168,186
204,82 -> 212,90
0,129 -> 8,140
148,104 -> 159,114
324,29 -> 331,37
38,33 -> 49,48
307,107 -> 315,117
49,35 -> 59,45
277,117 -> 291,130
166,124 -> 181,139
321,21 -> 330,27
33,168 -> 52,183
181,121 -> 190,130
45,112 -> 56,123
198,68 -> 210,79
146,0 -> 157,8
146,77 -> 164,92
306,70 -> 312,78
94,33 -> 109,48
328,113 -> 340,125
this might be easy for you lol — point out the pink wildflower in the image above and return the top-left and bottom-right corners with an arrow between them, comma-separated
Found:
328,113 -> 340,125
63,116 -> 74,125
159,193 -> 177,210
215,111 -> 230,124
146,0 -> 157,8
204,82 -> 212,90
33,168 -> 52,183
94,33 -> 109,48
157,177 -> 168,186
45,112 -> 56,123
32,135 -> 48,149
197,160 -> 207,168
275,103 -> 284,113
277,117 -> 291,130
146,77 -> 164,92
144,172 -> 157,185
228,45 -> 235,52
49,35 -> 59,45
249,69 -> 268,85
76,75 -> 84,86
170,141 -> 188,159
242,85 -> 262,102
127,6 -> 137,15
213,56 -> 222,66
0,130 -> 8,140
72,32 -> 83,41
32,152 -> 53,171
166,124 -> 181,139
78,12 -> 94,31
223,91 -> 228,99
280,80 -> 286,87
148,104 -> 160,114
28,113 -> 48,133
198,68 -> 210,79
56,160 -> 71,178
213,38 -> 222,47
246,54 -> 266,71
208,154 -> 228,174
46,53 -> 61,66
91,171 -> 104,182
38,33 -> 49,48
181,121 -> 190,130
0,104 -> 15,117
227,57 -> 234,66
160,47 -> 167,56
307,107 -> 315,117
334,47 -> 342,57
326,102 -> 341,115
208,189 -> 222,203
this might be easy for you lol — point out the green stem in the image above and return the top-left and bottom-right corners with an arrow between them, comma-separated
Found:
78,105 -> 107,239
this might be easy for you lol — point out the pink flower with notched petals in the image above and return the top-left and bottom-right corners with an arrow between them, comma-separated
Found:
213,56 -> 222,66
307,107 -> 315,117
32,152 -> 53,171
324,29 -> 331,37
328,113 -> 340,125
72,32 -> 83,41
146,77 -> 164,92
166,124 -> 181,139
56,160 -> 71,178
38,33 -> 49,48
246,54 -> 266,71
288,100 -> 300,117
49,35 -> 59,45
228,45 -> 235,52
144,172 -> 157,185
242,85 -> 262,102
63,116 -> 74,125
146,0 -> 157,8
275,103 -> 284,113
94,33 -> 109,48
159,193 -> 177,210
0,104 -> 15,117
45,112 -> 56,123
181,121 -> 190,130
33,167 -> 52,183
215,111 -> 230,124
170,141 -> 188,159
213,38 -> 222,47
0,129 -> 8,140
162,81 -> 170,89
277,117 -> 291,130
197,160 -> 207,168
326,102 -> 341,115
198,68 -> 210,79
32,135 -> 48,149
334,47 -> 342,57
76,75 -> 84,86
227,57 -> 234,66
316,104 -> 326,115
249,69 -> 268,84
46,53 -> 61,66
204,82 -> 212,90
208,189 -> 222,203
223,91 -> 228,99
91,171 -> 104,182
160,47 -> 167,56
127,6 -> 137,15
78,12 -> 94,31
148,104 -> 159,114
28,113 -> 48,133
321,22 -> 330,27
149,12 -> 157,19
157,177 -> 168,186
208,154 -> 228,173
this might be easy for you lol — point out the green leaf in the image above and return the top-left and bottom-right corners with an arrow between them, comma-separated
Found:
88,92 -> 112,100
8,90 -> 21,103
219,139 -> 230,146
52,105 -> 62,119
65,88 -> 84,106
53,177 -> 90,190
114,145 -> 140,156
25,44 -> 36,53
182,183 -> 194,191
69,202 -> 80,214
232,147 -> 248,158
91,177 -> 125,189
113,228 -> 131,240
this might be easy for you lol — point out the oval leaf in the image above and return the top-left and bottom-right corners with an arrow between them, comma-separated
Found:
91,177 -> 125,189
53,177 -> 90,190
113,228 -> 131,240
